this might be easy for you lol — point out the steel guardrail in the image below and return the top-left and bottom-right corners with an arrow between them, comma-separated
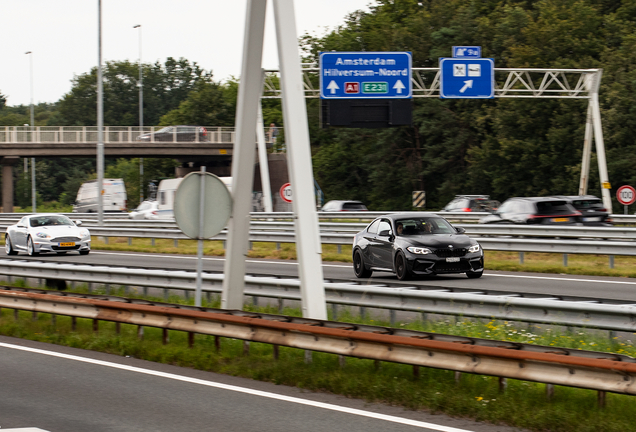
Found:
1,259 -> 636,333
1,287 -> 634,397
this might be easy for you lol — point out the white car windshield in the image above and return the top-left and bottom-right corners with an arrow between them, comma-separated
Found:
30,216 -> 74,227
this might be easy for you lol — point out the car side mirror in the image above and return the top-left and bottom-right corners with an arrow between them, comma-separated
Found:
75,220 -> 82,226
455,226 -> 466,234
379,229 -> 392,237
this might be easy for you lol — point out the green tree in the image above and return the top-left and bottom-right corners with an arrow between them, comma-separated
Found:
54,58 -> 213,126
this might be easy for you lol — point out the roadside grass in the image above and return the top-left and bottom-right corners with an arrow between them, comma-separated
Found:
1,281 -> 636,432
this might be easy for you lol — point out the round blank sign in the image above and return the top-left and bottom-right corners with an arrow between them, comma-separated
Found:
174,172 -> 232,239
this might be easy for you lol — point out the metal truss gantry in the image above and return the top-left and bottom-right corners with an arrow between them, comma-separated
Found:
263,66 -> 611,211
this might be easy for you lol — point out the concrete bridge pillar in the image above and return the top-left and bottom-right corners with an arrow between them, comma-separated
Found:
1,157 -> 19,212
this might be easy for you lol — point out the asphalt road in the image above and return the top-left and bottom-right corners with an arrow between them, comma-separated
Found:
3,250 -> 636,302
0,336 -> 526,432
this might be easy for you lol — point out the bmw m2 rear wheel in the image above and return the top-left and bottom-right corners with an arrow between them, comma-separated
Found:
353,249 -> 372,278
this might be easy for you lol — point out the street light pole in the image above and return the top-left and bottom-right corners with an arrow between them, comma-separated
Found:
25,51 -> 36,213
134,24 -> 144,204
97,0 -> 104,226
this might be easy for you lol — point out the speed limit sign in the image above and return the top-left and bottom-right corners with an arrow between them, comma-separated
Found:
279,182 -> 292,203
617,185 -> 636,206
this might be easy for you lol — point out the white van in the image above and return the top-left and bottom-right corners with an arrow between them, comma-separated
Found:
155,176 -> 232,219
72,179 -> 127,213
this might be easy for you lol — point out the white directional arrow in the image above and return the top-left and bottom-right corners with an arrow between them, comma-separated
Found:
459,80 -> 473,93
326,80 -> 339,94
393,80 -> 406,94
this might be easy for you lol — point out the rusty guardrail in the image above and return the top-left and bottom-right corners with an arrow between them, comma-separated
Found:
0,287 -> 635,401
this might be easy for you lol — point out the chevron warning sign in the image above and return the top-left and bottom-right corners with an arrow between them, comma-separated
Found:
412,191 -> 426,208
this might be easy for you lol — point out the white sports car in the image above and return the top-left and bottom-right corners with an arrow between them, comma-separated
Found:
5,214 -> 91,256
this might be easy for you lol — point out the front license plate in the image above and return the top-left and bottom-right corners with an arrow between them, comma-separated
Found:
59,242 -> 75,247
583,217 -> 600,222
446,257 -> 460,262
552,218 -> 569,223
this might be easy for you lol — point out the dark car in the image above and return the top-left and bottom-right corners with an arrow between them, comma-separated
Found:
479,197 -> 581,225
136,125 -> 209,142
321,200 -> 368,211
441,195 -> 500,212
352,213 -> 484,280
551,195 -> 611,226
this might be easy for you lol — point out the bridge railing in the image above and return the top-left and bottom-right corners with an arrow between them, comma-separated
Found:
0,126 -> 252,145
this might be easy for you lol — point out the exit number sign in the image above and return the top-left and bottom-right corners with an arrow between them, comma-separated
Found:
362,82 -> 388,94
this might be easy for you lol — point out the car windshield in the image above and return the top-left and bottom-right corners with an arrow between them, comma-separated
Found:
30,215 -> 73,227
342,202 -> 367,211
572,199 -> 604,210
156,126 -> 172,133
396,217 -> 455,235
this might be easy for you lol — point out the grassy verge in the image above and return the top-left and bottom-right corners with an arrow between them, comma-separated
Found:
1,281 -> 635,432
89,237 -> 636,278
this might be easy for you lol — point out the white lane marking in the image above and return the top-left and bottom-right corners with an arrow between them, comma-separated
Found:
484,272 -> 636,286
91,251 -> 350,268
0,342 -> 473,432
91,251 -> 635,284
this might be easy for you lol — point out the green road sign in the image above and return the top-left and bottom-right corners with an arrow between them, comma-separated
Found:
362,82 -> 388,94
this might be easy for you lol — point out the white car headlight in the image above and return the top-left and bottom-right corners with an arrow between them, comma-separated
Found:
36,232 -> 51,239
407,246 -> 432,255
468,244 -> 481,253
79,229 -> 90,238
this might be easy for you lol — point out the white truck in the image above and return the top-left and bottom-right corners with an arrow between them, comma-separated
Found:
155,176 -> 232,219
72,179 -> 127,213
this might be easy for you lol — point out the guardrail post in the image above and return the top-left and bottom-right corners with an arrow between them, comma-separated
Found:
162,328 -> 169,345
331,303 -> 338,320
151,238 -> 155,247
305,350 -> 313,364
174,239 -> 178,248
360,307 -> 366,320
93,319 -> 99,334
519,252 -> 524,264
339,355 -> 346,368
278,298 -> 284,314
188,332 -> 194,348
273,344 -> 280,360
71,316 -> 77,331
137,325 -> 144,340
598,391 -> 606,408
104,237 -> 109,245
128,238 -> 132,246
546,383 -> 555,401
276,242 -> 281,250
390,310 -> 396,326
32,311 -> 37,321
499,377 -> 507,393
337,244 -> 342,254
252,296 -> 258,306
243,341 -> 250,356
563,254 -> 568,267
163,289 -> 168,301
214,335 -> 221,352
609,255 -> 614,269
454,371 -> 462,383
14,309 -> 18,321
413,365 -> 419,378
115,322 -> 121,334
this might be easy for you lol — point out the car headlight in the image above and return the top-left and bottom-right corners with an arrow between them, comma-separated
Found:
468,244 -> 481,253
407,246 -> 432,254
35,232 -> 51,239
79,229 -> 90,238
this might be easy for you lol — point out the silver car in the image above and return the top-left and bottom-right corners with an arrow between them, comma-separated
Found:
5,214 -> 91,256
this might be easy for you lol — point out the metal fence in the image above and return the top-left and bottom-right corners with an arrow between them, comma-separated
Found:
1,286 -> 634,402
0,126 -> 244,144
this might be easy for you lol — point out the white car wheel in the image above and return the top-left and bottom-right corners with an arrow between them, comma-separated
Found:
27,236 -> 39,256
5,236 -> 18,255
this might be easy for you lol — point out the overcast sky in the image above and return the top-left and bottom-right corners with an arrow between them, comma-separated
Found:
1,0 -> 371,107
